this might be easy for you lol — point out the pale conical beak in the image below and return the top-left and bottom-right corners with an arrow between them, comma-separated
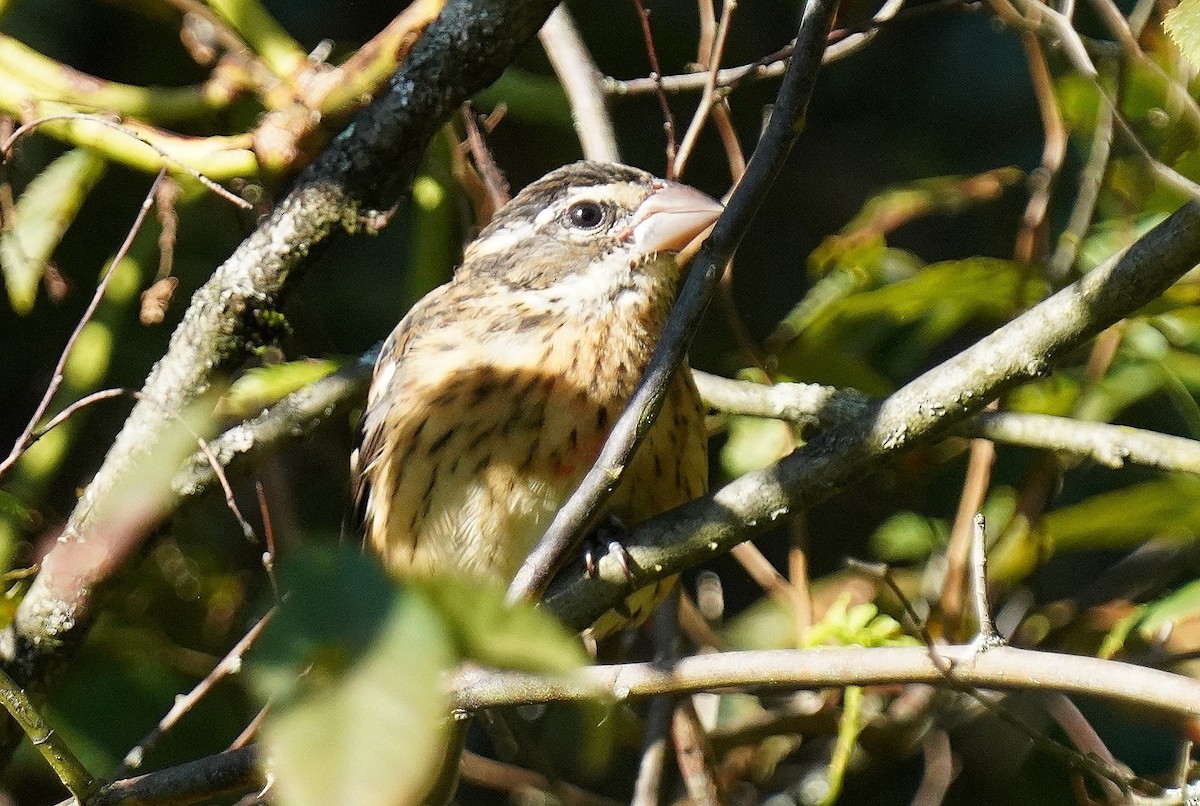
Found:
628,181 -> 724,254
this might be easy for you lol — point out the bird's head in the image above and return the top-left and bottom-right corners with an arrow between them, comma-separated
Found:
461,162 -> 723,294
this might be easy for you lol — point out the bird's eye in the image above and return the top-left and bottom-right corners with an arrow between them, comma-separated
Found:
565,201 -> 606,230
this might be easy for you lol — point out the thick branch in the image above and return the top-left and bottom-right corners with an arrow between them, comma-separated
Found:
545,201 -> 1200,629
0,0 -> 558,730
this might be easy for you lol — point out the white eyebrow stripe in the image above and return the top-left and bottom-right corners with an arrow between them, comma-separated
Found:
465,221 -> 537,259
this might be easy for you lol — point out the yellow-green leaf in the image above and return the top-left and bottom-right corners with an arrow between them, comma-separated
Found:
252,548 -> 457,806
1,148 -> 106,314
1166,0 -> 1200,70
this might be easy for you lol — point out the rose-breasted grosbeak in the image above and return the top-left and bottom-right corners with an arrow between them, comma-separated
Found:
352,161 -> 722,633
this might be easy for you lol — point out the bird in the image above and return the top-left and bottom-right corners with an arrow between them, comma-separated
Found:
352,161 -> 722,633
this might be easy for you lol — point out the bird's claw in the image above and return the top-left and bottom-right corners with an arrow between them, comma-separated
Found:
584,518 -> 637,582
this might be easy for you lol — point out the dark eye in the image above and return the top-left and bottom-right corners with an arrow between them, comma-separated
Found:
565,201 -> 606,230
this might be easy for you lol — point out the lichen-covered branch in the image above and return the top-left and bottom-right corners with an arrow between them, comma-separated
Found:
0,0 -> 559,758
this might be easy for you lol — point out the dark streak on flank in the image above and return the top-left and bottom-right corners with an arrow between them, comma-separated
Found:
427,427 -> 454,455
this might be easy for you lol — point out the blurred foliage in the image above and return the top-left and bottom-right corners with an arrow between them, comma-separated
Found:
2,0 -> 1200,804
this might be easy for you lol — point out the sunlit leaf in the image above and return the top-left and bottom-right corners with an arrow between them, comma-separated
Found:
1165,0 -> 1200,72
719,415 -> 795,478
1043,475 -> 1200,555
869,511 -> 947,563
1131,578 -> 1200,640
776,257 -> 1041,388
418,575 -> 587,672
216,359 -> 338,419
1,148 -> 107,314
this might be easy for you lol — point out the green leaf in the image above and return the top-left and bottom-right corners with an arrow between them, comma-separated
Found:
252,547 -> 458,806
869,512 -> 947,563
217,359 -> 338,419
1042,475 -> 1200,555
719,415 -> 795,478
0,490 -> 31,528
475,67 -> 572,126
775,257 -> 1041,389
1165,0 -> 1200,71
418,575 -> 588,673
1,148 -> 107,314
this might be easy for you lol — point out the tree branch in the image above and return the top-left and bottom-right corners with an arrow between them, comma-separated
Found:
0,0 -> 559,757
450,645 -> 1200,720
507,0 -> 841,605
544,200 -> 1200,629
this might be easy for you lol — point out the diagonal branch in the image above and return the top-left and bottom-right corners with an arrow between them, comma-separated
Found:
544,200 -> 1200,629
0,0 -> 560,757
507,0 -> 842,605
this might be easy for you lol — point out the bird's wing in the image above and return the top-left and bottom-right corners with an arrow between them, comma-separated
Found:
349,284 -> 456,531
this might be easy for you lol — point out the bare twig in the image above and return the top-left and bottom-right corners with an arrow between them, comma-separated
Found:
1014,33 -> 1065,266
969,514 -> 999,645
674,0 -> 737,176
632,598 -> 681,806
911,730 -> 955,806
116,610 -> 275,777
0,664 -> 95,800
1,118 -> 249,207
254,482 -> 280,600
1043,692 -> 1126,803
672,697 -> 722,806
940,409 -> 997,627
539,6 -> 620,162
0,170 -> 166,480
606,0 -> 931,97
631,0 -> 678,176
77,746 -> 260,806
1048,66 -> 1116,282
695,372 -> 1200,476
459,750 -> 623,806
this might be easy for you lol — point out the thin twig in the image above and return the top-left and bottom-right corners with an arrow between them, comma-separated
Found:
940,406 -> 997,628
671,697 -> 722,806
674,0 -> 738,176
969,514 -> 999,645
631,596 -> 681,806
79,746 -> 261,806
115,609 -> 275,777
1048,64 -> 1116,282
0,664 -> 95,800
254,482 -> 280,600
0,170 -> 166,480
606,0 -> 941,96
1014,32 -> 1066,266
460,750 -> 623,806
1,117 -> 249,208
1043,692 -> 1126,803
911,730 -> 955,806
460,104 -> 510,210
631,0 -> 678,176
